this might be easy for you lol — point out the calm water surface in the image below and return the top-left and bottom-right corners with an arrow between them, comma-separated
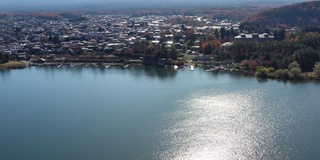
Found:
1,66 -> 320,160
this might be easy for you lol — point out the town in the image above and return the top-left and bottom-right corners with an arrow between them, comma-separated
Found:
2,1 -> 320,160
2,3 -> 320,81
0,13 -> 249,68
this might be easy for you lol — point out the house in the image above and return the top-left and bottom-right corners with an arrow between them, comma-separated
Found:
17,52 -> 28,60
235,33 -> 274,43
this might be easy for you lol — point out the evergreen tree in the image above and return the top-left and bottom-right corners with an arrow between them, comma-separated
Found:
220,27 -> 226,40
214,29 -> 219,38
0,53 -> 9,63
274,29 -> 286,41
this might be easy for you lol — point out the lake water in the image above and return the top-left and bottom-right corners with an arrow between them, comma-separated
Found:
1,66 -> 320,160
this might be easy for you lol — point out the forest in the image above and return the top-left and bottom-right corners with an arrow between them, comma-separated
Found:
240,1 -> 320,32
223,31 -> 320,80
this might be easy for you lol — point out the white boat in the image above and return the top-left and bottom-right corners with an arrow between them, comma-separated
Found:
190,65 -> 194,71
124,64 -> 129,68
174,65 -> 179,69
205,67 -> 219,72
57,64 -> 63,68
105,65 -> 110,68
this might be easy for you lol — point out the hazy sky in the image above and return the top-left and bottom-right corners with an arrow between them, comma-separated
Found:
0,0 -> 307,12
0,0 -> 103,4
0,0 -> 305,5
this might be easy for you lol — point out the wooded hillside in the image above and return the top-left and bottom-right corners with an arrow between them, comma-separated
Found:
241,1 -> 320,28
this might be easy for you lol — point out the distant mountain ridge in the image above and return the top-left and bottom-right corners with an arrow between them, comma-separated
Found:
0,0 -> 306,12
241,1 -> 320,28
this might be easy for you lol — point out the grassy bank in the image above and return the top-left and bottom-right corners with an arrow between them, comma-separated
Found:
0,61 -> 27,69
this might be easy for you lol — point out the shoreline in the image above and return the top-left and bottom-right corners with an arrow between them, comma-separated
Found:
0,61 -> 27,69
28,61 -> 143,67
3,60 -> 320,82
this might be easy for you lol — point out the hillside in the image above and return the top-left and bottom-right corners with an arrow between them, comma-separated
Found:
241,1 -> 320,28
0,6 -> 273,22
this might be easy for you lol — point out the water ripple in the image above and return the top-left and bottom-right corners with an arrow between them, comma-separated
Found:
158,90 -> 284,160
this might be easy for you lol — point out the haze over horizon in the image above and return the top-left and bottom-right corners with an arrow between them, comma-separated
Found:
0,0 -> 309,12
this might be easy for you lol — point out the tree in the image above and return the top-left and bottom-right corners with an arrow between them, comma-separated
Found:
274,28 -> 286,41
185,28 -> 195,40
292,47 -> 320,72
204,39 -> 222,55
204,44 -> 212,55
255,67 -> 270,78
226,30 -> 231,42
230,27 -> 236,36
155,49 -> 166,59
274,69 -> 284,79
144,44 -> 156,60
181,24 -> 186,31
288,61 -> 302,79
289,67 -> 302,79
0,53 -> 9,63
133,40 -> 150,54
205,34 -> 216,42
282,69 -> 289,79
214,29 -> 219,38
288,61 -> 300,70
313,62 -> 320,77
167,47 -> 178,59
220,27 -> 226,40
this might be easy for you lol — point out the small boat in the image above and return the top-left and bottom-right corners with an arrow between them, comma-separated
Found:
105,65 -> 110,68
190,65 -> 194,71
57,64 -> 63,68
123,64 -> 129,68
174,65 -> 179,69
205,67 -> 219,72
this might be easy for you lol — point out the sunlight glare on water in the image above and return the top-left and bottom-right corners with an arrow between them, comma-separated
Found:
159,90 -> 282,160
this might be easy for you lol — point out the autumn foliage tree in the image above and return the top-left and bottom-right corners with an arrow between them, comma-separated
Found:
313,62 -> 320,77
